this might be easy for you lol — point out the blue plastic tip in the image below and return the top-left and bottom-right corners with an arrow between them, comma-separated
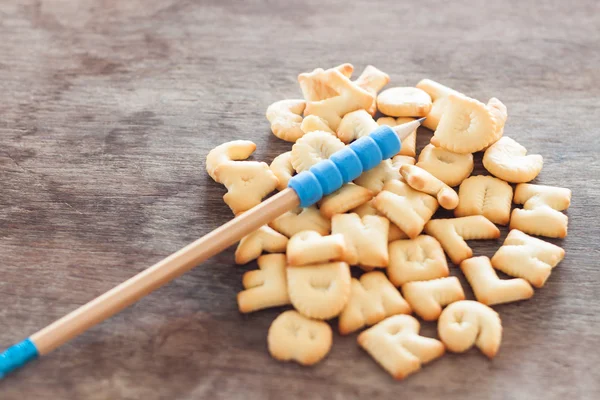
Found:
0,338 -> 39,379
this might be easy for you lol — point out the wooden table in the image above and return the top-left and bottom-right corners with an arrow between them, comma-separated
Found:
1,1 -> 599,398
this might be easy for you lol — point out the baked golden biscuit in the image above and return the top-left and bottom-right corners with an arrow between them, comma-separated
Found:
286,230 -> 347,266
392,155 -> 416,169
300,115 -> 335,135
266,99 -> 306,142
354,159 -> 400,195
210,144 -> 279,214
372,180 -> 439,239
400,164 -> 459,210
377,117 -> 418,157
454,175 -> 513,225
235,226 -> 289,265
268,310 -> 332,366
269,206 -> 331,237
491,229 -> 565,288
415,79 -> 459,131
424,216 -> 501,264
319,183 -> 374,218
339,271 -> 411,335
387,235 -> 449,286
290,130 -> 345,173
431,94 -> 507,154
270,151 -> 294,191
287,261 -> 351,320
514,183 -> 571,210
354,65 -> 390,115
510,183 -> 571,238
351,200 -> 408,242
304,68 -> 375,131
376,87 -> 432,117
206,140 -> 256,182
438,300 -> 502,359
237,254 -> 290,313
461,256 -> 534,306
337,109 -> 379,144
298,63 -> 354,101
401,277 -> 465,321
416,144 -> 474,187
483,137 -> 543,183
331,213 -> 389,268
358,315 -> 445,380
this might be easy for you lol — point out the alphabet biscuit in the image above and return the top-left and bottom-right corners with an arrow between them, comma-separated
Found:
287,261 -> 352,320
460,256 -> 534,306
339,271 -> 411,335
401,277 -> 465,321
237,254 -> 290,313
424,216 -> 500,264
268,310 -> 332,366
358,315 -> 445,380
491,229 -> 565,288
388,235 -> 449,286
438,300 -> 502,358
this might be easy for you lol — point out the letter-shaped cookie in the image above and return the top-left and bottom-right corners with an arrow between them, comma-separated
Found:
235,226 -> 289,265
339,271 -> 411,335
460,256 -> 534,306
424,216 -> 500,264
388,235 -> 449,286
377,117 -> 417,157
416,143 -> 474,187
352,200 -> 408,242
358,315 -> 445,380
206,140 -> 256,182
269,206 -> 331,237
483,137 -> 543,183
287,230 -> 347,266
416,79 -> 459,131
331,213 -> 389,268
270,151 -> 295,191
454,175 -> 513,225
319,183 -> 374,218
491,229 -> 565,288
400,164 -> 459,210
402,277 -> 465,321
336,109 -> 379,144
510,183 -> 571,238
268,310 -> 332,366
373,180 -> 439,239
215,160 -> 279,214
354,65 -> 390,115
287,262 -> 351,320
304,68 -> 375,131
290,130 -> 345,173
298,63 -> 354,101
300,115 -> 335,135
237,254 -> 290,313
353,159 -> 401,195
377,87 -> 432,117
266,99 -> 306,142
432,94 -> 507,154
438,300 -> 502,358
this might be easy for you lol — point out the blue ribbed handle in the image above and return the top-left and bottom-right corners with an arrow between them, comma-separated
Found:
288,125 -> 401,207
0,338 -> 39,379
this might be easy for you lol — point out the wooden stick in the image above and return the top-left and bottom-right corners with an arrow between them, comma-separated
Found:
30,188 -> 299,355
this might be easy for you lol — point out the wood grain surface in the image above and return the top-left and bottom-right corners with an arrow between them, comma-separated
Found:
1,1 -> 599,398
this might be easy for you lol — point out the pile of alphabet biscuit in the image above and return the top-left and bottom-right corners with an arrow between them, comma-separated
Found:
204,63 -> 570,380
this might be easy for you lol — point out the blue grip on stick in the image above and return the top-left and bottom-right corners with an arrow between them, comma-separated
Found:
0,338 -> 39,379
288,125 -> 401,207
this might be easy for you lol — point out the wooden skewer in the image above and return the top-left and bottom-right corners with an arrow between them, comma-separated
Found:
30,188 -> 299,355
0,118 -> 423,378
